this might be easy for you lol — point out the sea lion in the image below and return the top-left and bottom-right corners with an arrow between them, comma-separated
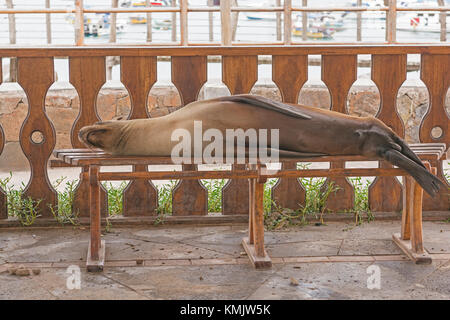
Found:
79,94 -> 446,197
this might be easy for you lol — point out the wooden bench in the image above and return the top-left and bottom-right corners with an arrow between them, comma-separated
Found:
53,143 -> 446,271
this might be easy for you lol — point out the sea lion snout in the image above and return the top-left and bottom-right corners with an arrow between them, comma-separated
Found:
78,121 -> 124,153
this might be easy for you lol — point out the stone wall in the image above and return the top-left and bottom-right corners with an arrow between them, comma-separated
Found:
0,84 -> 448,171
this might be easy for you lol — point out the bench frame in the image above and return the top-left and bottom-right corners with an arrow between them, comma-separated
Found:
53,144 -> 445,272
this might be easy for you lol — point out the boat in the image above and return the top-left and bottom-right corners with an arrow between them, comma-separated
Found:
397,12 -> 450,33
131,0 -> 169,7
83,14 -> 127,37
245,1 -> 278,21
245,12 -> 277,21
128,0 -> 170,24
152,19 -> 172,30
292,15 -> 336,39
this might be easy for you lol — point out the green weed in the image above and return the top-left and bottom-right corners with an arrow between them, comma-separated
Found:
0,172 -> 41,226
48,176 -> 80,225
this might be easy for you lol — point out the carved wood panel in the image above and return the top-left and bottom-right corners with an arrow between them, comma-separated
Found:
171,56 -> 208,215
69,57 -> 108,217
369,54 -> 406,212
121,56 -> 159,216
271,55 -> 308,210
17,57 -> 57,218
0,125 -> 4,219
222,56 -> 258,215
0,59 -> 5,219
321,55 -> 356,211
420,54 -> 450,211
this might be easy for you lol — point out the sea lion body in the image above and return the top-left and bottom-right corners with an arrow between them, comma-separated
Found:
79,94 -> 445,197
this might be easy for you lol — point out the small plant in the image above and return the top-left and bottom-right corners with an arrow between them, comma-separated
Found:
263,163 -> 340,230
156,179 -> 178,215
349,176 -> 374,225
48,176 -> 80,225
102,181 -> 129,216
202,178 -> 228,213
0,172 -> 42,226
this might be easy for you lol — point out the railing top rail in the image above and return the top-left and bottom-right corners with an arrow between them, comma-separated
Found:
1,6 -> 449,14
0,44 -> 449,57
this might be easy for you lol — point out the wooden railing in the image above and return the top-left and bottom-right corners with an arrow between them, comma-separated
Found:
1,0 -> 449,46
0,44 -> 448,220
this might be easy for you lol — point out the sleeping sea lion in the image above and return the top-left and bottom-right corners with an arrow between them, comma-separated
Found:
78,94 -> 446,197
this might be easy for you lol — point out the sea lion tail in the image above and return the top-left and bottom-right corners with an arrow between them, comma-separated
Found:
383,149 -> 446,198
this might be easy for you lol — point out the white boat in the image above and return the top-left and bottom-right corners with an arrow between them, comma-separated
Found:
83,14 -> 127,37
397,12 -> 450,33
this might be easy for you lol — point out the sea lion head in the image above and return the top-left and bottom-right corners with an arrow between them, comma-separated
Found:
78,120 -> 126,154
356,117 -> 446,197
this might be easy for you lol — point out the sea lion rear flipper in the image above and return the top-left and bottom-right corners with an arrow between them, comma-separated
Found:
220,94 -> 312,120
383,149 -> 446,198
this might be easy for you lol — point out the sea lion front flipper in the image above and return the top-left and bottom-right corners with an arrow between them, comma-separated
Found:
219,94 -> 312,120
383,149 -> 446,198
243,147 -> 327,160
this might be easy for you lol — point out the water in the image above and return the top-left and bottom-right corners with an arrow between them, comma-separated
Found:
0,0 -> 449,45
0,0 -> 447,82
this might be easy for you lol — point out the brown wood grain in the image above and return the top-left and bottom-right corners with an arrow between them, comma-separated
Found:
401,176 -> 411,240
121,56 -> 158,216
1,45 -> 450,58
369,54 -> 406,212
89,165 -> 101,260
420,54 -> 450,144
222,55 -> 257,215
420,54 -> 450,211
254,164 -> 266,257
0,59 -> 5,219
271,55 -> 308,210
171,56 -> 208,215
0,123 -> 5,219
17,57 -> 57,218
69,56 -> 108,217
321,55 -> 356,211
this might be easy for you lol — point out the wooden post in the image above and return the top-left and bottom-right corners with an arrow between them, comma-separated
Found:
241,164 -> 272,269
401,176 -> 411,240
106,0 -> 118,80
248,164 -> 256,245
87,165 -> 105,272
208,0 -> 214,42
284,0 -> 292,44
89,165 -> 100,259
45,0 -> 52,44
302,0 -> 308,41
386,0 -> 396,43
146,0 -> 152,42
221,0 -> 231,45
231,0 -> 239,41
254,170 -> 266,257
392,162 -> 432,264
74,0 -> 84,45
357,0 -> 362,41
171,0 -> 177,42
110,0 -> 118,44
437,0 -> 446,42
180,0 -> 188,45
410,177 -> 424,253
6,0 -> 17,82
276,0 -> 281,41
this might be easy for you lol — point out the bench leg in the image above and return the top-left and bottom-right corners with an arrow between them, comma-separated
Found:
87,165 -> 105,272
393,171 -> 432,265
242,164 -> 272,269
401,176 -> 411,240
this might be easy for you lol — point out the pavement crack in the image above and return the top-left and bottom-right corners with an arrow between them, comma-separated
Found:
101,273 -> 151,300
